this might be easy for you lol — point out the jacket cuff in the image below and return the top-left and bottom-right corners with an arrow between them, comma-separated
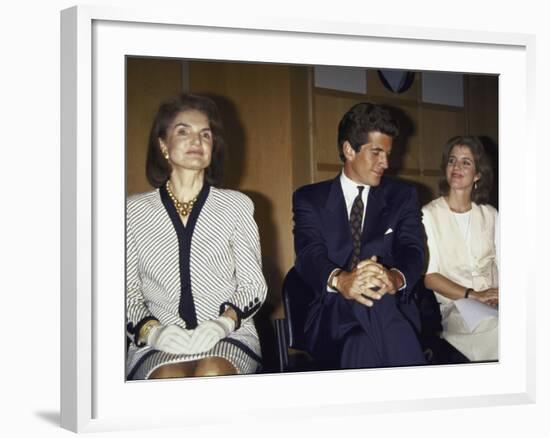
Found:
219,299 -> 261,330
390,268 -> 407,291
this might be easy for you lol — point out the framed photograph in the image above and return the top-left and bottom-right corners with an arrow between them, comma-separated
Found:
61,5 -> 536,433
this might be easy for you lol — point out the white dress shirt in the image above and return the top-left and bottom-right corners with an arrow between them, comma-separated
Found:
327,170 -> 406,292
340,170 -> 370,230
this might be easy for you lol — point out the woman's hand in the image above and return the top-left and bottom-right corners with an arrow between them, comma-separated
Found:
470,288 -> 499,307
187,316 -> 235,354
147,324 -> 194,354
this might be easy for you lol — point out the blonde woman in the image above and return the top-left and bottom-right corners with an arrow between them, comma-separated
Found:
422,136 -> 498,362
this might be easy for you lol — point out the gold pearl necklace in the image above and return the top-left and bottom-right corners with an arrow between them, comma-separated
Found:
166,181 -> 198,217
445,197 -> 472,213
449,205 -> 472,213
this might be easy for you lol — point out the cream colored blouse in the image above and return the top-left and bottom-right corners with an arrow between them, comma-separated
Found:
422,196 -> 499,306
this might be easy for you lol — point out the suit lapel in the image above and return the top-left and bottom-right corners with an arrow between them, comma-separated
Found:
322,176 -> 353,267
361,179 -> 389,250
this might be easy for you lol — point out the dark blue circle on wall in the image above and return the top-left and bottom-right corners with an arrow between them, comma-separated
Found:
377,69 -> 415,93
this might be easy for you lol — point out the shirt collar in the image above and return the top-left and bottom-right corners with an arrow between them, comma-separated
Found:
340,169 -> 370,205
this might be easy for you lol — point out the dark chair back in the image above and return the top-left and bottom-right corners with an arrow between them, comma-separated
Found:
413,278 -> 470,364
282,267 -> 317,351
413,279 -> 443,337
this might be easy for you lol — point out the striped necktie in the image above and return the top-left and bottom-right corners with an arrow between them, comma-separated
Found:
349,185 -> 365,269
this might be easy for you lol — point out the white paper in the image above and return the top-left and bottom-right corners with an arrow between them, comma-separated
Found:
454,298 -> 498,332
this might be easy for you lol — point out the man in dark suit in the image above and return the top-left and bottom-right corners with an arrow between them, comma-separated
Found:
292,102 -> 426,369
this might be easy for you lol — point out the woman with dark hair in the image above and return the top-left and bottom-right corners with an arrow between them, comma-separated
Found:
126,94 -> 267,379
422,135 -> 498,361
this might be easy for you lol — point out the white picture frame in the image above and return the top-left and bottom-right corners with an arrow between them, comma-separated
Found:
60,4 -> 536,433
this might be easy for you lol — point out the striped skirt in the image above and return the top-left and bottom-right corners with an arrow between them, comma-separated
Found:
127,331 -> 262,380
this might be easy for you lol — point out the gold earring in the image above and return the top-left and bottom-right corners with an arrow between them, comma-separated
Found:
162,150 -> 169,160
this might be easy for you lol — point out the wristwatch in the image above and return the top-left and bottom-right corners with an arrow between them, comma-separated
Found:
329,269 -> 342,290
139,319 -> 160,344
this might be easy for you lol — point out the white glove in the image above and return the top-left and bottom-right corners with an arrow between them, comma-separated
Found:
187,316 -> 235,354
147,324 -> 193,355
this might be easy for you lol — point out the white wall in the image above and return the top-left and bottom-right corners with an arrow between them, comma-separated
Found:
314,65 -> 368,94
1,1 -> 548,437
422,72 -> 464,107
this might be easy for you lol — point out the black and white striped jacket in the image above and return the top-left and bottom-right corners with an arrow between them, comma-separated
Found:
126,184 -> 267,356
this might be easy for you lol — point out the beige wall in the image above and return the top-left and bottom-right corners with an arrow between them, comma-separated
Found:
311,69 -> 498,208
188,61 -> 312,319
126,59 -> 312,323
126,58 -> 499,307
126,59 -> 498,369
126,57 -> 183,195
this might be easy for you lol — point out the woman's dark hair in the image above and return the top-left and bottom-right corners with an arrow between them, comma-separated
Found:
438,135 -> 493,204
145,93 -> 226,187
337,102 -> 399,162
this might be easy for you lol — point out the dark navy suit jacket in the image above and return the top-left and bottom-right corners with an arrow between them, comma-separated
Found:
292,175 -> 426,369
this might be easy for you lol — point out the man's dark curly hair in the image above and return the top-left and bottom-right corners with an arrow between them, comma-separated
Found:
337,102 -> 399,162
